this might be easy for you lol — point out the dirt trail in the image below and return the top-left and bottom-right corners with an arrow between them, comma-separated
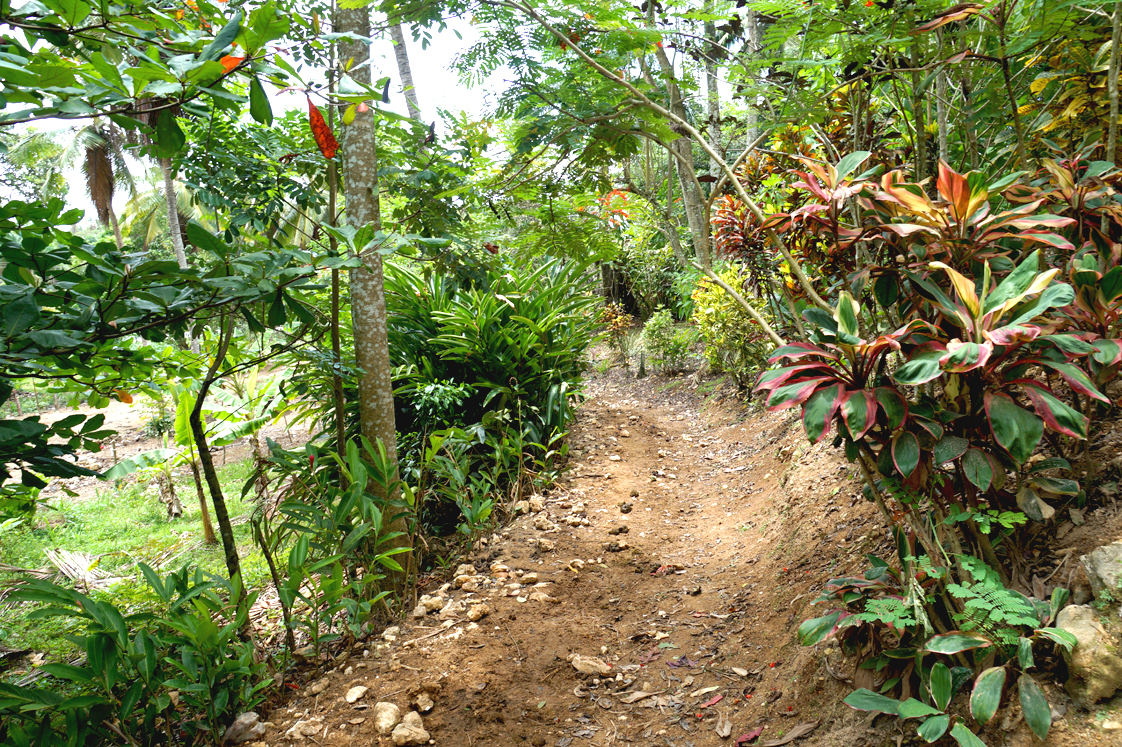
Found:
260,370 -> 1114,747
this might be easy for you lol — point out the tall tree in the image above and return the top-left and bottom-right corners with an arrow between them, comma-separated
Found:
336,7 -> 406,530
388,23 -> 422,120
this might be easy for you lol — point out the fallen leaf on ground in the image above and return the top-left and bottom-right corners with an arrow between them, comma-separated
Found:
759,721 -> 819,747
735,727 -> 764,745
716,714 -> 733,738
620,690 -> 662,704
701,694 -> 723,707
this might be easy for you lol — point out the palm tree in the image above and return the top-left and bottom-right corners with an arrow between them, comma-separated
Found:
10,121 -> 136,248
121,166 -> 213,254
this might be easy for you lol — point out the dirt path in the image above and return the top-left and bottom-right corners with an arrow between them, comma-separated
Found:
259,370 -> 1114,747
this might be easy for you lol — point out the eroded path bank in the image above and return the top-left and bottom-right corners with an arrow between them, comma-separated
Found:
259,369 -> 1107,747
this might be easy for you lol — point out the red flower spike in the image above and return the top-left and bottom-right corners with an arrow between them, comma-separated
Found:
307,97 -> 339,159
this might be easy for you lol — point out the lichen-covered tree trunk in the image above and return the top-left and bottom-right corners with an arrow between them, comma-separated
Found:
159,157 -> 187,269
337,6 -> 408,558
389,23 -> 421,121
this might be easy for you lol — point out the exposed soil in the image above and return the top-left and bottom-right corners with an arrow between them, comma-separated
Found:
256,365 -> 1122,747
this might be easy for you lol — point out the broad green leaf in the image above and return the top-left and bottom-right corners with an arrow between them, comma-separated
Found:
249,77 -> 273,126
1037,360 -> 1109,403
1092,339 -> 1122,365
918,714 -> 950,742
185,221 -> 231,258
101,448 -> 177,480
894,346 -> 945,385
1020,383 -> 1087,439
949,722 -> 987,747
1037,627 -> 1077,652
3,294 -> 40,337
963,448 -> 993,491
892,431 -> 920,477
930,662 -> 953,711
1018,637 -> 1034,670
983,250 -> 1044,314
926,632 -> 993,655
1018,675 -> 1051,740
985,392 -> 1043,465
797,611 -> 841,646
970,666 -> 1006,724
897,698 -> 942,719
840,389 -> 877,440
834,291 -> 860,337
202,11 -> 243,61
154,109 -> 186,157
836,151 -> 872,181
803,384 -> 842,444
934,436 -> 969,464
843,688 -> 900,714
875,387 -> 908,430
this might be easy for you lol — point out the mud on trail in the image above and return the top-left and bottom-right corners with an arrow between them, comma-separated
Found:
260,369 -> 1113,747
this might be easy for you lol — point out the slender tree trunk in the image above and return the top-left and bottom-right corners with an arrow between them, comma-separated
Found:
703,19 -> 722,169
388,23 -> 422,120
909,33 -> 928,181
159,158 -> 187,269
108,205 -> 123,249
338,7 -> 407,548
189,457 -> 218,545
936,30 -> 950,165
1109,2 -> 1122,166
653,46 -> 711,269
188,314 -> 246,599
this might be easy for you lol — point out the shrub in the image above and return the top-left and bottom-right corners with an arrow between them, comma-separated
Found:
691,266 -> 771,385
0,566 -> 267,747
640,308 -> 693,372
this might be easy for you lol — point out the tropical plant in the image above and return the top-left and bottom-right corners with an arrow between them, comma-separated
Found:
640,308 -> 693,372
0,565 -> 266,747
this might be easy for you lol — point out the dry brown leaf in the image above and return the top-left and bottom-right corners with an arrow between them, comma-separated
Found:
759,721 -> 819,747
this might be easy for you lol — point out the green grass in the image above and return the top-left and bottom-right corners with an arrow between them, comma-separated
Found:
0,459 -> 271,658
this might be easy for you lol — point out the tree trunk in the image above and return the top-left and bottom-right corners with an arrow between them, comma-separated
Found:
189,457 -> 218,545
1109,2 -> 1122,166
188,314 -> 246,600
108,204 -> 123,249
703,20 -> 722,169
338,6 -> 407,549
159,157 -> 187,269
388,23 -> 422,121
652,45 -> 711,269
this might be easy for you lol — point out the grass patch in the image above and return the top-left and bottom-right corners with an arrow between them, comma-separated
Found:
0,458 -> 270,658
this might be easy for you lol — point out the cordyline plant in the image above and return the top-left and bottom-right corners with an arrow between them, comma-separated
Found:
752,155 -> 1121,743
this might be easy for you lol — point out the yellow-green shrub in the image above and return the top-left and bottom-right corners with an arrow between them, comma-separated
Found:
691,267 -> 771,386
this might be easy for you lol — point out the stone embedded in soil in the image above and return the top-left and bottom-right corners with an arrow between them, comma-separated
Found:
1056,604 -> 1122,706
344,685 -> 368,704
571,654 -> 612,675
629,488 -> 639,497
1081,542 -> 1122,602
413,692 -> 435,713
373,702 -> 402,734
532,537 -> 556,552
534,516 -> 557,531
391,711 -> 430,746
619,502 -> 632,513
521,572 -> 539,583
528,590 -> 560,604
607,526 -> 629,536
513,500 -> 530,514
306,677 -> 330,696
468,602 -> 491,621
453,563 -> 475,577
439,599 -> 467,619
529,495 -> 545,512
222,712 -> 265,744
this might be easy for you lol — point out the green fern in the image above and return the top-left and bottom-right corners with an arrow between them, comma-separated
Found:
947,556 -> 1040,651
853,597 -> 916,630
